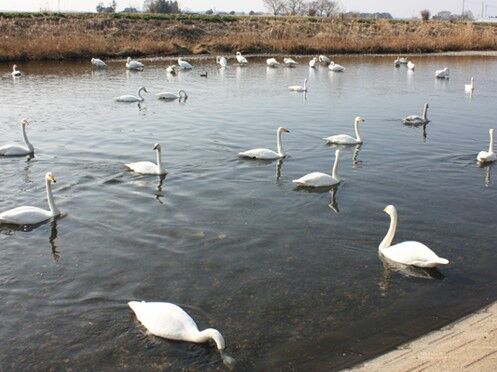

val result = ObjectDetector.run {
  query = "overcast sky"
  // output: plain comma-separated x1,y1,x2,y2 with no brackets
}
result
0,1,495,18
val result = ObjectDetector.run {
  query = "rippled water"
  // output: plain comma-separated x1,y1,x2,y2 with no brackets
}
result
1,55,497,371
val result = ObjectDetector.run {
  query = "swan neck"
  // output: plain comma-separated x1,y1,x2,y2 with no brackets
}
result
277,130,284,156
332,152,340,180
379,211,397,251
489,131,494,154
195,328,225,350
423,106,428,121
354,121,361,142
138,88,144,101
155,148,163,173
46,179,59,216
21,124,33,152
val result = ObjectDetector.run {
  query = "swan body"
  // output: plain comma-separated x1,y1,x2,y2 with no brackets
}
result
329,62,345,72
0,173,60,225
394,57,401,67
293,149,341,187
216,56,228,67
126,143,167,175
238,127,289,160
319,55,331,65
288,78,307,92
465,77,474,93
126,57,144,70
178,57,193,70
309,57,318,68
323,116,365,145
11,64,21,77
235,52,248,65
91,58,107,68
266,58,280,67
403,103,429,125
477,128,496,163
435,67,449,79
399,57,408,64
0,119,34,156
407,61,415,70
156,89,187,100
379,205,449,268
115,86,148,102
166,65,177,75
283,57,297,67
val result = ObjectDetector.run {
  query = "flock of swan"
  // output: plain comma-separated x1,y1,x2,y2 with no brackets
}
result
2,52,493,368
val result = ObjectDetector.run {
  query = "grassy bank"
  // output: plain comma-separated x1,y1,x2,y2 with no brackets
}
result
1,12,497,61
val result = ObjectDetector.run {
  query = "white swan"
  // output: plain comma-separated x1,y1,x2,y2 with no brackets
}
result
328,62,345,72
166,65,177,75
235,51,248,65
91,58,107,68
283,57,297,67
288,78,307,92
407,61,415,70
216,56,228,67
178,57,193,70
465,77,474,93
309,57,318,68
399,57,408,64
477,128,497,163
156,89,187,101
11,64,21,77
125,143,167,175
126,57,144,70
402,103,429,125
323,117,365,145
115,86,148,102
266,58,280,67
319,55,331,65
0,119,34,156
292,149,341,187
0,172,60,225
435,67,449,79
379,205,449,268
394,57,401,67
238,127,290,160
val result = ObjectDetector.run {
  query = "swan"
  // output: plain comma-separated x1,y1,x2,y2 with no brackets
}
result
319,55,331,65
288,78,307,92
399,57,408,64
266,58,280,67
283,57,297,67
465,77,474,93
407,61,415,70
379,205,449,268
115,86,148,102
11,64,21,77
156,89,187,101
91,58,107,68
0,172,60,225
216,56,228,67
328,62,345,72
125,143,167,175
435,67,449,79
477,128,497,164
402,103,429,125
0,119,34,156
178,57,193,70
166,65,177,75
394,57,401,67
292,149,341,187
323,117,365,145
309,57,318,68
238,127,290,160
126,57,144,70
235,51,248,65
128,301,235,369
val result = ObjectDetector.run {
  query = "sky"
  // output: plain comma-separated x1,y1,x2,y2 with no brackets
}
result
0,1,495,18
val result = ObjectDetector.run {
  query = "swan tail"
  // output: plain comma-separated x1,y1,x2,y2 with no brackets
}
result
436,257,449,265
128,300,144,314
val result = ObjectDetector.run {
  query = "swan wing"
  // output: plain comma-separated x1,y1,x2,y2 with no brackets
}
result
477,151,496,163
382,241,449,268
323,134,358,144
236,55,248,64
126,161,159,174
288,85,304,91
115,95,139,102
0,144,31,156
238,148,280,160
156,92,178,100
0,206,51,225
292,172,337,187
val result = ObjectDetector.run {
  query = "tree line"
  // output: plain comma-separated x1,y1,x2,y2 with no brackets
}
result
263,0,339,16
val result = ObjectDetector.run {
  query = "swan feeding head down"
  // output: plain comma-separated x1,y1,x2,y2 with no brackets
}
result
323,116,365,145
115,86,148,102
477,128,497,164
319,55,331,65
292,149,342,187
283,57,298,67
379,205,449,268
125,143,167,175
156,89,188,101
403,103,429,125
0,118,34,156
238,127,290,160
0,172,61,225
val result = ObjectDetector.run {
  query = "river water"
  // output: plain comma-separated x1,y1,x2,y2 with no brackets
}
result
1,54,497,370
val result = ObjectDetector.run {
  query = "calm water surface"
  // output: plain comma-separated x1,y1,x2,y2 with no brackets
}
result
1,55,497,371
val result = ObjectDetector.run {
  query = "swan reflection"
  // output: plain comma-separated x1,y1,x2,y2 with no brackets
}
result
49,220,60,262
478,162,493,187
154,174,167,204
328,186,340,213
275,158,283,181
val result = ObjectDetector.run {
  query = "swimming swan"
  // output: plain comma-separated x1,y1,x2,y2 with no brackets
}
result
435,67,449,79
0,172,60,225
0,119,34,156
283,57,298,67
323,117,365,145
126,57,144,70
126,143,167,175
266,58,280,67
238,127,290,160
407,61,415,70
319,55,331,65
235,52,248,65
216,56,228,67
178,57,193,70
128,301,235,369
403,103,429,125
115,86,148,102
309,57,318,68
379,205,449,268
91,58,107,68
477,128,496,164
166,65,177,75
328,62,345,72
465,77,474,93
394,57,401,67
288,79,307,92
292,149,341,187
156,90,187,100
11,64,21,77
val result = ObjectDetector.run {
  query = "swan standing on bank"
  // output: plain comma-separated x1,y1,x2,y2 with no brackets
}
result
0,119,34,156
11,64,22,77
156,89,188,101
125,143,167,175
379,205,449,268
435,67,449,79
235,51,248,65
91,58,107,68
0,172,60,225
323,117,365,145
407,61,415,70
309,57,318,68
126,57,144,70
115,86,148,102
288,78,308,92
178,57,193,70
477,128,497,163
319,55,331,65
329,62,345,72
402,103,429,125
266,58,280,67
292,149,341,187
283,57,298,67
465,77,475,93
216,56,228,67
238,127,290,160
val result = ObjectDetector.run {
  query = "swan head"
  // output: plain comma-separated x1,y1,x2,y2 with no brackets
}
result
91,58,95,63
424,103,429,109
383,205,397,216
278,127,290,134
490,128,494,135
236,51,241,56
139,87,148,93
13,64,18,70
21,118,30,126
355,116,365,124
45,172,56,183
153,143,161,151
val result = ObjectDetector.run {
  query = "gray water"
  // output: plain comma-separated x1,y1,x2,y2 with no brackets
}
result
1,55,497,371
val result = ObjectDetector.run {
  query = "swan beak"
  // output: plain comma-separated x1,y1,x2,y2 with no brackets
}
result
144,88,148,93
48,175,56,183
153,144,160,150
383,207,387,213
283,128,290,133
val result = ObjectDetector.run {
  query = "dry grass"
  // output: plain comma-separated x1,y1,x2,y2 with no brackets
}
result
1,13,497,61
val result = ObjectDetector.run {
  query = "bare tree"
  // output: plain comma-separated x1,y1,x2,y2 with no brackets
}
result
420,9,430,21
315,0,339,17
263,0,285,15
285,0,304,15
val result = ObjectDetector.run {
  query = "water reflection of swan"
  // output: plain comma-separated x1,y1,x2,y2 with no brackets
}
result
49,220,60,262
128,301,236,369
156,89,188,101
328,186,340,213
323,117,365,145
403,103,429,125
292,149,341,187
379,205,449,268
477,128,496,164
0,119,34,156
155,175,166,204
115,86,148,102
126,143,167,175
275,158,283,181
485,165,492,187
238,127,290,160
352,144,362,167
